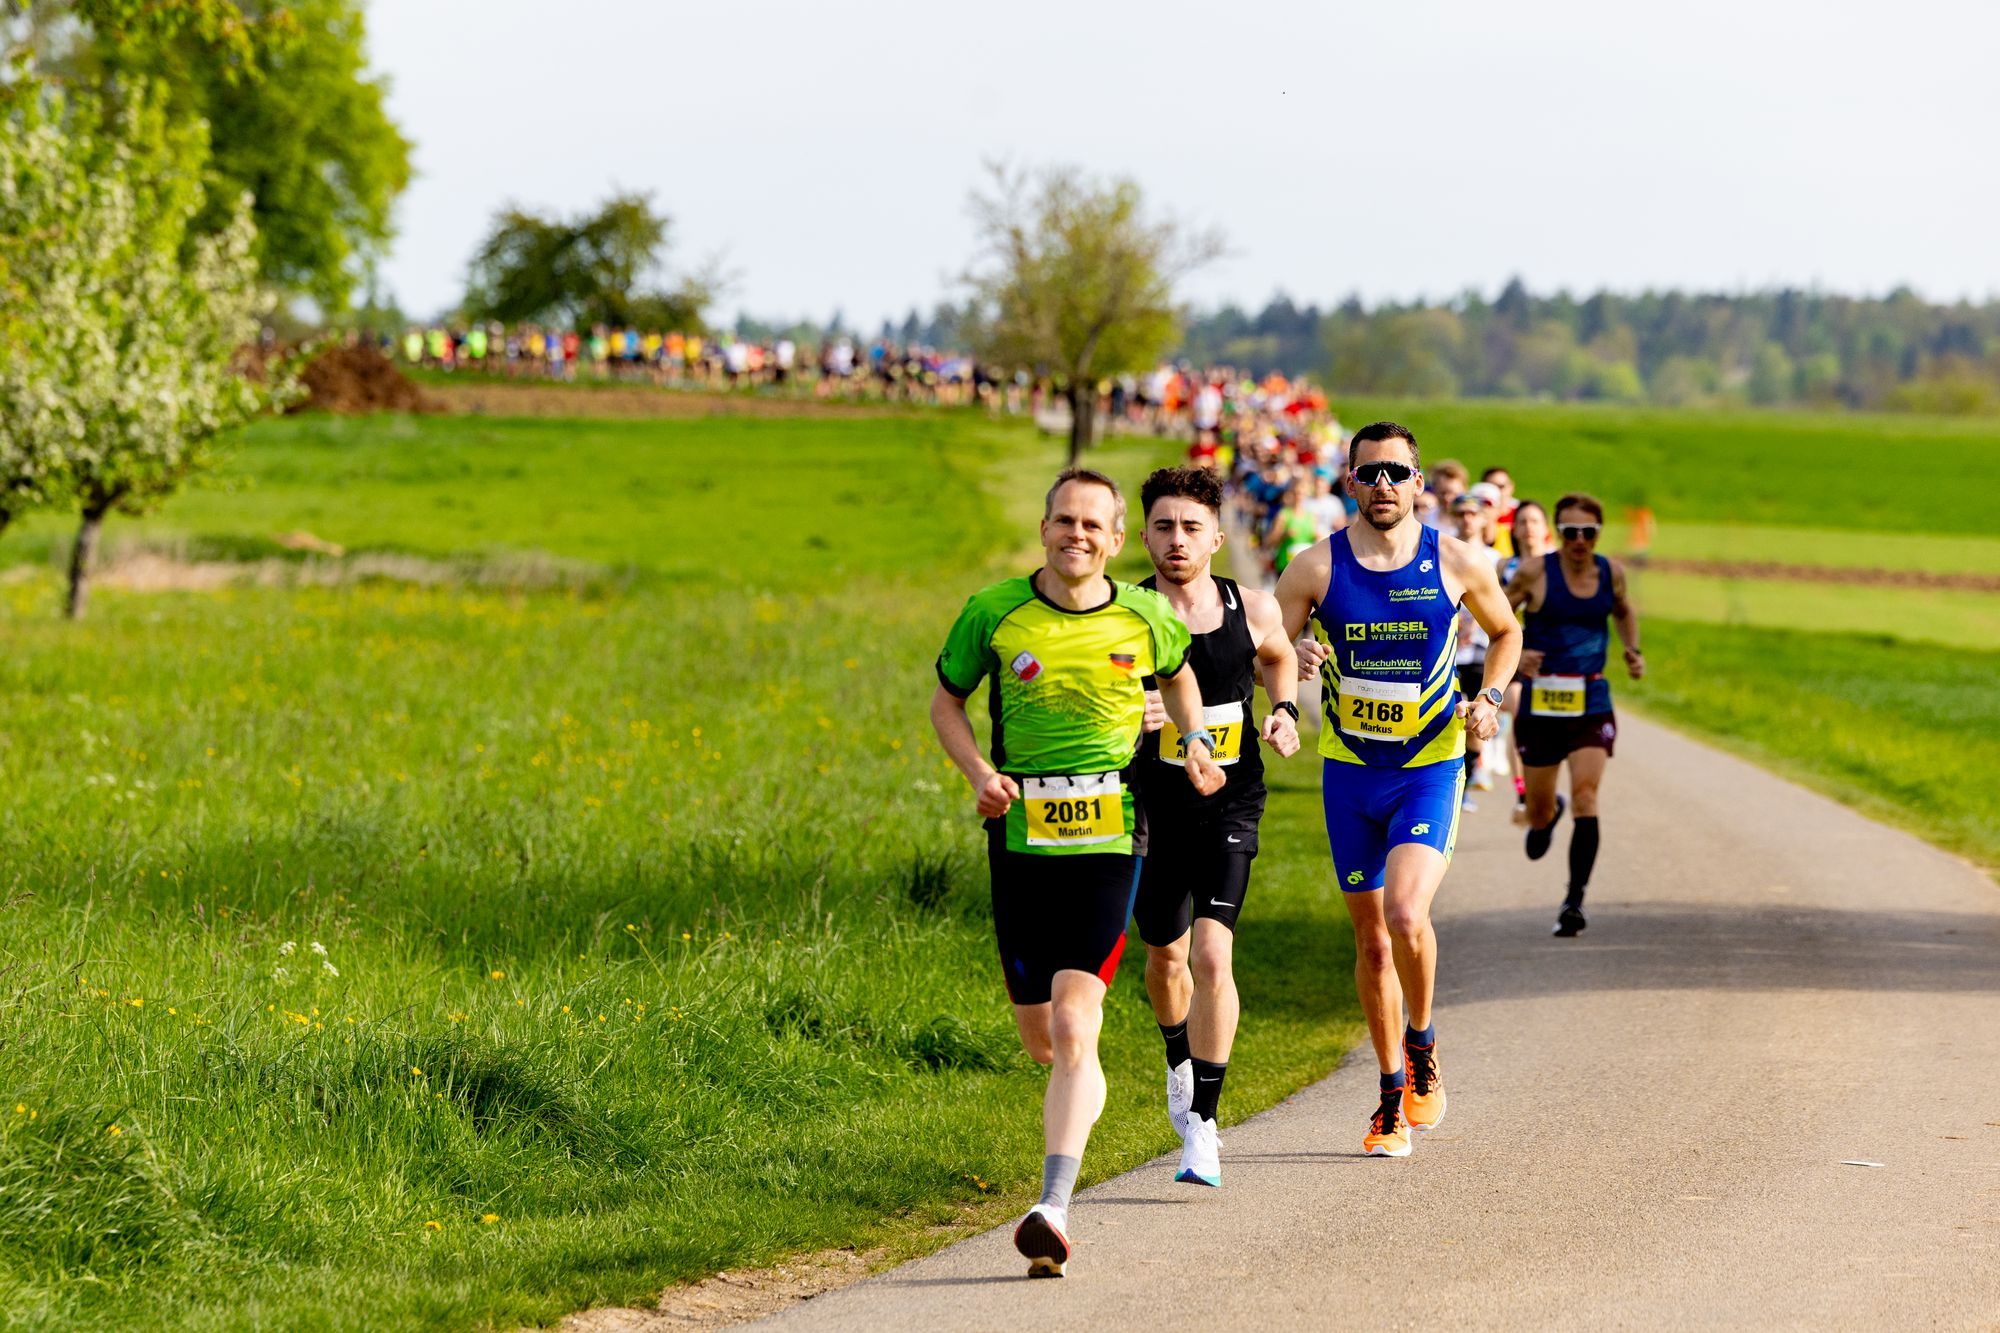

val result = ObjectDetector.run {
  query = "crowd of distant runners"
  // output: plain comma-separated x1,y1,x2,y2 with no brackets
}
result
931,412,1642,1277
369,321,1364,425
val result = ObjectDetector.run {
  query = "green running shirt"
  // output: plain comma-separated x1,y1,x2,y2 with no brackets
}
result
937,574,1191,855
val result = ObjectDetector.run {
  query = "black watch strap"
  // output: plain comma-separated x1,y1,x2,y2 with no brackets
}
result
1271,700,1300,721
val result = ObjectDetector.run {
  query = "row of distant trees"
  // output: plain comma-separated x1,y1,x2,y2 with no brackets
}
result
1186,284,2000,414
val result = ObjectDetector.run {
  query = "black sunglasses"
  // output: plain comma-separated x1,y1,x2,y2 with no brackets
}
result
1350,461,1420,487
1559,523,1602,541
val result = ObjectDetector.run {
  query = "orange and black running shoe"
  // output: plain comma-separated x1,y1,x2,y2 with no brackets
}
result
1363,1087,1412,1157
1403,1037,1447,1131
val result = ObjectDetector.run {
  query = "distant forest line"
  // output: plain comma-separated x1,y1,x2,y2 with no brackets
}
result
790,280,2000,414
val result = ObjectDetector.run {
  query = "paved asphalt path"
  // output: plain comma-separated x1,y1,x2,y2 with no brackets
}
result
759,716,2000,1329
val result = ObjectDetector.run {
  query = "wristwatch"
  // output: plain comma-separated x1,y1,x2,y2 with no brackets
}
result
1476,686,1504,708
1181,728,1216,756
1270,700,1300,722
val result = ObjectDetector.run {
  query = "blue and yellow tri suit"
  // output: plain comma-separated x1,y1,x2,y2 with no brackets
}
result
1309,526,1466,892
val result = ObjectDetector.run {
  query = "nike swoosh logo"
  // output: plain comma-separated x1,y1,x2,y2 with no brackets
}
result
1198,1077,1221,1083
1209,897,1232,906
1226,835,1242,843
1222,585,1237,610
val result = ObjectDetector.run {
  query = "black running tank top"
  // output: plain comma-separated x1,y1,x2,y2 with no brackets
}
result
1138,574,1263,794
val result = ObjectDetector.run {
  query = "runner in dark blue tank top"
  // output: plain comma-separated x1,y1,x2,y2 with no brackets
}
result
1505,491,1645,937
1278,423,1522,1158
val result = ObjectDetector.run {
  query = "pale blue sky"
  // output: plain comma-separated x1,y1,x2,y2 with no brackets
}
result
368,0,2000,325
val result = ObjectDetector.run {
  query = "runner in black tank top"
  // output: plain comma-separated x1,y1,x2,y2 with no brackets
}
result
1136,573,1264,793
1132,468,1302,1189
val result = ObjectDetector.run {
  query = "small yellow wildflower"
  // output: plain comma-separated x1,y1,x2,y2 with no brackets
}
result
411,1065,424,1077
425,1220,442,1231
489,970,505,980
107,1125,122,1136
480,1213,499,1225
13,1104,23,1115
125,997,143,1008
560,1005,571,1014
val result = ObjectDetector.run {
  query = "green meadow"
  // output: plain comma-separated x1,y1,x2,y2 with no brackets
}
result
1,398,1993,1330
0,413,1354,1330
1340,398,2000,536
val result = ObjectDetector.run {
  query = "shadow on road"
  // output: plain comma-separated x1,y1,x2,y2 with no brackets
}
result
1438,903,2000,999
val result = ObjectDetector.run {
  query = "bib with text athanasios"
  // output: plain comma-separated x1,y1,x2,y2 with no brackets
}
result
1159,701,1245,767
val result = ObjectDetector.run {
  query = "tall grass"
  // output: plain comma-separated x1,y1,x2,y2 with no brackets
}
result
0,415,1356,1328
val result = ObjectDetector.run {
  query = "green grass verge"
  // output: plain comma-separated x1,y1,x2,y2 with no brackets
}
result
1634,571,2000,651
1629,620,2000,869
1639,522,2000,576
0,413,1356,1329
0,414,1017,587
1337,398,2000,536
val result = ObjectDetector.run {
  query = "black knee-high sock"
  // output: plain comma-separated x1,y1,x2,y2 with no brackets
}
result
1568,816,1601,899
1190,1058,1227,1122
1160,1016,1191,1069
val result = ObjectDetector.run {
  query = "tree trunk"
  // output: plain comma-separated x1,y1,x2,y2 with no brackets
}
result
1066,379,1095,465
66,503,108,621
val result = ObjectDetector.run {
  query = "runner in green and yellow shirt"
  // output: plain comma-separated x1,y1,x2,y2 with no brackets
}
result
931,467,1224,1278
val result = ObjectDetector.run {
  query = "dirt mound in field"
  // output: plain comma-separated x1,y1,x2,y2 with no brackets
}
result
291,343,442,415
429,380,895,419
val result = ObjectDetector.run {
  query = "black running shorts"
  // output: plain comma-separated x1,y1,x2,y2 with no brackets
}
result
1131,783,1266,947
1515,709,1618,768
986,821,1138,1006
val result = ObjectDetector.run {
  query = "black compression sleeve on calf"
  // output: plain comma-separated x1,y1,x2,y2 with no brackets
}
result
1568,816,1601,893
1160,1017,1191,1070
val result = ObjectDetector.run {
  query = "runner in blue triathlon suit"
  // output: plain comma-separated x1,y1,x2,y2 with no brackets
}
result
1278,423,1521,1157
1504,492,1644,937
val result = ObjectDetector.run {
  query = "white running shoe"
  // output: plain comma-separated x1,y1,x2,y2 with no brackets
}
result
1165,1058,1194,1140
1472,763,1496,791
1175,1114,1222,1186
1013,1203,1071,1278
1460,795,1480,813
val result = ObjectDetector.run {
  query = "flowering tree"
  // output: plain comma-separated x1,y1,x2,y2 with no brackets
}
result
0,90,82,540
0,78,296,617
